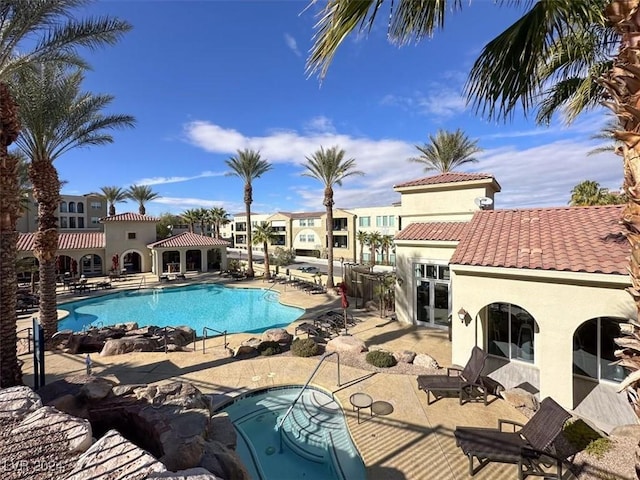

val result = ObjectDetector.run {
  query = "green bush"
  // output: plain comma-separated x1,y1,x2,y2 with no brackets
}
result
291,338,320,357
365,350,397,368
563,419,612,459
257,341,281,356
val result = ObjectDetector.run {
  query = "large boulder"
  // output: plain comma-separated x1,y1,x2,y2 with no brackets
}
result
100,336,160,356
200,440,251,480
261,328,292,344
501,387,539,411
79,377,115,401
0,385,42,419
413,353,439,370
133,382,212,411
209,412,237,450
12,406,92,453
326,335,368,353
66,429,167,479
393,350,416,364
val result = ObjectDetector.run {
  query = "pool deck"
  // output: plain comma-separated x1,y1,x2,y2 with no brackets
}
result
17,271,577,480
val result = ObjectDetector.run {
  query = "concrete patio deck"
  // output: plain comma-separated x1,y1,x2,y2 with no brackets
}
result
17,272,577,479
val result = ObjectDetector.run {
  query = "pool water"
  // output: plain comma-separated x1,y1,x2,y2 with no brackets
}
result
57,284,303,333
222,386,366,480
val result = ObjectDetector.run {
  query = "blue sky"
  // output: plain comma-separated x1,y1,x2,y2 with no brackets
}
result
53,0,620,217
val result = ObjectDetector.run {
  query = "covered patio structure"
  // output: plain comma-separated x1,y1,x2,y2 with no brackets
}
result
148,232,229,278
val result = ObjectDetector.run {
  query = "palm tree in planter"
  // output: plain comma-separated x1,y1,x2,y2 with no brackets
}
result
0,0,130,387
303,146,363,289
252,222,277,280
367,231,382,267
210,206,230,239
409,129,482,173
126,185,159,215
13,65,134,341
99,186,128,216
356,230,368,264
225,149,272,278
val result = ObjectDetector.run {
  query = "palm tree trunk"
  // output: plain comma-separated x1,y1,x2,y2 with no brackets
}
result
139,203,145,215
245,183,254,278
263,241,271,280
325,188,335,289
29,158,61,342
108,203,115,216
359,241,364,264
0,82,23,387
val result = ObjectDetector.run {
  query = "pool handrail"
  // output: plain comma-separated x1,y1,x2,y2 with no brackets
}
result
202,326,228,354
275,351,341,453
16,327,33,355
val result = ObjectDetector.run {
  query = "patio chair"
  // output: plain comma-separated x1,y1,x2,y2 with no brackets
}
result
416,346,488,405
454,397,572,479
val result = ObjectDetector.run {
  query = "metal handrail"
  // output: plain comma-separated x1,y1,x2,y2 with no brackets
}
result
161,325,178,354
275,351,341,453
202,326,227,353
138,277,147,290
16,327,33,355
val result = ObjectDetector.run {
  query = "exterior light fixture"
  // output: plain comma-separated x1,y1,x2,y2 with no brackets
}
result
457,308,468,322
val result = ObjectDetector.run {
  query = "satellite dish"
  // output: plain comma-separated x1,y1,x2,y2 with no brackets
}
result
474,197,494,210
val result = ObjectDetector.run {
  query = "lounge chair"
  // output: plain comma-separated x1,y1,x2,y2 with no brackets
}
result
416,346,488,405
454,397,572,479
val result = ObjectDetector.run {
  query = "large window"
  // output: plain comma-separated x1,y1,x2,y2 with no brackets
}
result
68,201,76,213
359,216,371,227
299,219,307,227
487,303,535,363
77,202,84,213
69,217,76,228
375,215,395,228
60,201,68,213
90,201,102,209
573,317,628,383
59,216,68,228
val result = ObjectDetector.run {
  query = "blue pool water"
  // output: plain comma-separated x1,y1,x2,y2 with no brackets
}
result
57,284,304,333
222,386,366,480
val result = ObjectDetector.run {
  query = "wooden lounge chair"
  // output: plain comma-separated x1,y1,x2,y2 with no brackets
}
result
454,397,572,479
416,346,488,405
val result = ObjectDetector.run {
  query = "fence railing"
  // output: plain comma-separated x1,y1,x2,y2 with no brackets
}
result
202,326,228,354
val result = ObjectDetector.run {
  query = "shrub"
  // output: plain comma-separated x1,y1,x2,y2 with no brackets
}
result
257,341,281,356
291,338,320,357
563,419,613,459
365,350,397,368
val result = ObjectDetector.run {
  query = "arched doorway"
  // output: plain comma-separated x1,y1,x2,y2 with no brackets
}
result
485,302,537,364
122,251,142,273
80,254,103,276
186,249,202,272
55,255,73,276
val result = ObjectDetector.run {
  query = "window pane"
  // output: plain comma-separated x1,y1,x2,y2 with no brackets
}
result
415,264,425,278
510,305,535,363
78,217,84,228
69,217,76,228
433,283,449,326
601,318,628,382
389,216,395,227
439,266,450,280
416,281,429,323
426,265,436,278
487,303,509,358
77,202,84,213
573,319,598,378
60,202,67,213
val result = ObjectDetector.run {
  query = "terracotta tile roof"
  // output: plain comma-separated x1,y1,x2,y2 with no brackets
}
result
100,212,159,222
394,172,496,188
395,222,468,242
289,211,324,219
18,232,105,251
450,205,628,275
148,232,230,248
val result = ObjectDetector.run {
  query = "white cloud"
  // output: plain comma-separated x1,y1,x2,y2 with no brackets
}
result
304,116,336,134
133,170,226,186
381,87,467,119
183,119,623,211
284,33,301,57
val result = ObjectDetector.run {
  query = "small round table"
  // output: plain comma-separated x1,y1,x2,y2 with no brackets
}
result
349,392,373,424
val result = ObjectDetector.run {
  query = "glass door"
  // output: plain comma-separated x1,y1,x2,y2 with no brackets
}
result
415,263,450,328
433,283,449,327
416,281,430,325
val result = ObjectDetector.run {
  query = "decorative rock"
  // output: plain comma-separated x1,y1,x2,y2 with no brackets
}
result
261,328,292,344
325,335,368,353
0,385,42,419
241,337,262,348
79,377,115,401
413,353,440,370
147,468,222,479
50,393,88,419
66,429,167,479
134,382,212,411
233,344,258,357
610,424,640,441
100,336,160,356
393,350,416,364
12,406,92,453
209,412,237,449
200,440,251,480
159,432,205,471
112,384,146,396
501,388,540,411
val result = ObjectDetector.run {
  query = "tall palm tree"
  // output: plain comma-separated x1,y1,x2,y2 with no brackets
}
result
356,230,368,264
99,185,128,216
0,0,130,388
210,206,230,239
225,149,272,278
569,180,609,206
367,231,382,267
381,234,394,265
126,184,159,215
181,209,200,233
197,207,211,235
303,146,364,289
14,65,134,341
252,221,277,280
409,129,482,173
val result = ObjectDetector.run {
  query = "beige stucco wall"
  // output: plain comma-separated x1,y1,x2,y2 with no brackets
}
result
450,265,634,410
104,221,157,273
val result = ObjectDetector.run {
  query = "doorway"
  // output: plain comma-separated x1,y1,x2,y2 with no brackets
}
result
415,263,450,328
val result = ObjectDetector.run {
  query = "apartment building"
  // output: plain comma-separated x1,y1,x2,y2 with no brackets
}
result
18,193,107,233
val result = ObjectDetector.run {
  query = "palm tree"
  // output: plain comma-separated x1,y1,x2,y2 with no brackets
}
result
225,149,272,278
367,231,382,267
210,207,230,239
381,234,394,265
126,185,159,215
197,207,211,235
181,209,200,233
99,186,128,216
356,230,368,264
252,222,277,280
0,0,130,388
13,65,134,341
570,180,609,206
303,146,364,289
409,129,482,173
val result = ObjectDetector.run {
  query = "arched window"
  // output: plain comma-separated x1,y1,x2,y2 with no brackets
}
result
68,201,76,213
60,201,68,213
573,317,628,383
487,303,535,363
77,202,84,213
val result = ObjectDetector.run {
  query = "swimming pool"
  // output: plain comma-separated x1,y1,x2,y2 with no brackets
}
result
57,284,304,333
221,386,366,480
